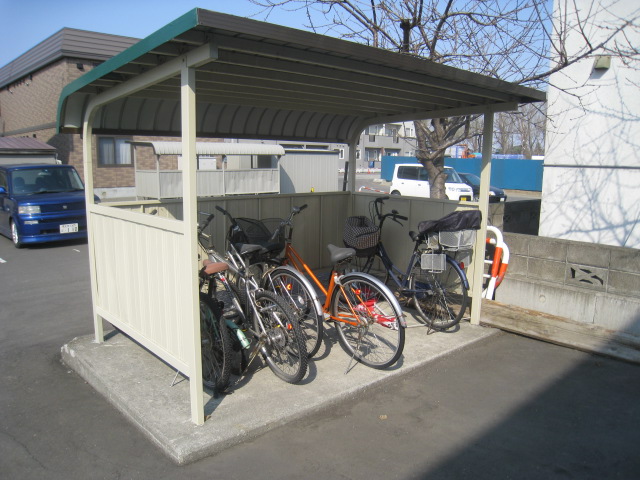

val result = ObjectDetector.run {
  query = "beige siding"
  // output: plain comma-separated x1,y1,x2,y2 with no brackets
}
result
135,169,280,198
113,191,480,277
90,205,192,374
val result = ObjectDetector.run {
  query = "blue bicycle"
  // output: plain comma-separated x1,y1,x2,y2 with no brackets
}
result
344,197,480,331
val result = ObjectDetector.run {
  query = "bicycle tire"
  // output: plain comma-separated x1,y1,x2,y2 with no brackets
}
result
213,276,249,325
330,274,405,369
266,267,324,358
408,256,469,331
199,293,233,393
254,290,308,383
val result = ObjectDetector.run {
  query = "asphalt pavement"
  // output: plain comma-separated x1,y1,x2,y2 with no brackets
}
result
1,237,639,479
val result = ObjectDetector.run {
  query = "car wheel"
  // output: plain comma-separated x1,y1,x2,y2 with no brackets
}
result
11,220,23,248
391,190,401,196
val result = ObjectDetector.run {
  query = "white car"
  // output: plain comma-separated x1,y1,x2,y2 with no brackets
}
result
389,164,473,201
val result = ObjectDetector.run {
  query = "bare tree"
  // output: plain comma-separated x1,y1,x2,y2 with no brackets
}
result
251,0,640,198
493,103,546,157
494,112,516,155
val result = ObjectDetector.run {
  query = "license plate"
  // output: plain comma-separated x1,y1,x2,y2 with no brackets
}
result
60,223,78,234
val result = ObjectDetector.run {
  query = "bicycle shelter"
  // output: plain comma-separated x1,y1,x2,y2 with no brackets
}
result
57,8,545,424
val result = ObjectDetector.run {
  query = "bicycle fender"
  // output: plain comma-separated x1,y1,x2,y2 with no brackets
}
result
446,256,470,290
271,265,323,317
340,271,407,328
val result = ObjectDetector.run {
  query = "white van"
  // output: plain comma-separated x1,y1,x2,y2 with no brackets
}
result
389,164,473,201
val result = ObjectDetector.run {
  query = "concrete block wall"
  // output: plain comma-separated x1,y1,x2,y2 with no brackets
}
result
496,233,640,336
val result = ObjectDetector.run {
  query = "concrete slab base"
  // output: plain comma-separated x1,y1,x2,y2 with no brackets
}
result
61,314,497,465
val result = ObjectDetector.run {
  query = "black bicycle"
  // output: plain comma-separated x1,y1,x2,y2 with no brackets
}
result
345,197,480,331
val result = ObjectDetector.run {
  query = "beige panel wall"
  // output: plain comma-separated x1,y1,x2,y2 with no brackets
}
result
91,207,190,373
114,191,480,277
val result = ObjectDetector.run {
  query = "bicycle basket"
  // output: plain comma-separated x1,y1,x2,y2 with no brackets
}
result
343,216,380,257
425,230,476,251
421,253,446,272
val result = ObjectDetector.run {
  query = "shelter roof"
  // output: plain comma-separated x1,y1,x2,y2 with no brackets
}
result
57,8,546,143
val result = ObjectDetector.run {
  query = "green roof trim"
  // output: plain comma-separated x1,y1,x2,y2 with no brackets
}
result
56,8,200,131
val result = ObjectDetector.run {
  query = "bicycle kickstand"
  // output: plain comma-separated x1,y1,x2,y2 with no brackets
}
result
344,329,366,375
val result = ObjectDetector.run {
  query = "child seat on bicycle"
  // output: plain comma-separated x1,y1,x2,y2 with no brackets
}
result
417,210,481,239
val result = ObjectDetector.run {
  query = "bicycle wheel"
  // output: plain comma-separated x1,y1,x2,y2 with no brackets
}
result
408,256,469,331
267,267,324,358
200,293,232,393
254,290,308,383
330,274,405,369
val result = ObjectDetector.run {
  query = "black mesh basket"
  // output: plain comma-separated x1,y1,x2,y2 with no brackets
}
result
231,217,285,256
343,216,380,257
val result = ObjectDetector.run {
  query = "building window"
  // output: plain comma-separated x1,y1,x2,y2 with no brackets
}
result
339,148,345,160
385,125,399,137
365,148,381,162
98,138,132,166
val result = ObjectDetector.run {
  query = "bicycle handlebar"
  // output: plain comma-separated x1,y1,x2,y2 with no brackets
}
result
197,211,215,232
215,205,238,227
292,204,308,215
392,210,409,222
268,204,307,242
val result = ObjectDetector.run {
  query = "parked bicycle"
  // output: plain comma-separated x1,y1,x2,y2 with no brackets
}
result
215,205,324,358
345,197,480,331
217,204,406,370
198,211,308,385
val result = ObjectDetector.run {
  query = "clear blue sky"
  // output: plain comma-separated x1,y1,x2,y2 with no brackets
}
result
0,0,312,68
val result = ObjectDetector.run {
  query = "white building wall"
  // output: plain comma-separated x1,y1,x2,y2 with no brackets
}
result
540,0,640,248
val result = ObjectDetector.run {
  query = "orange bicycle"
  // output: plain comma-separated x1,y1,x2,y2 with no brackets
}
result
220,205,407,370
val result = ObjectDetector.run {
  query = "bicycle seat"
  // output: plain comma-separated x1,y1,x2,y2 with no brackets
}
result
236,243,265,256
327,244,355,264
409,231,420,242
202,260,229,275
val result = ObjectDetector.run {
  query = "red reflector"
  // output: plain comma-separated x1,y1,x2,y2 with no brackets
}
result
286,283,293,291
459,262,465,270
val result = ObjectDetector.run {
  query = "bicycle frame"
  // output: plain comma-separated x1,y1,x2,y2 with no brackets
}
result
372,239,470,292
281,242,402,328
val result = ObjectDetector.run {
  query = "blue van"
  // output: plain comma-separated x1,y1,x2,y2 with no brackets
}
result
0,164,95,248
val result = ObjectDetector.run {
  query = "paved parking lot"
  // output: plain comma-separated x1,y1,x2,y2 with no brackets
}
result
1,238,639,479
